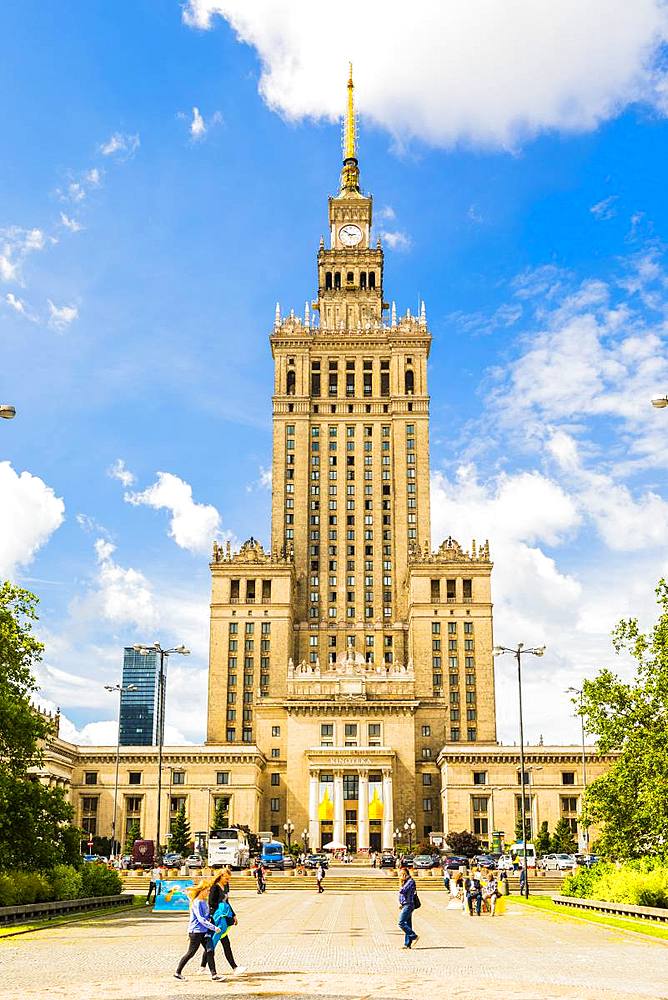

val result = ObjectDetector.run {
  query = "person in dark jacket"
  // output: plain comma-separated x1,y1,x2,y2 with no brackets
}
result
398,868,419,949
199,871,231,971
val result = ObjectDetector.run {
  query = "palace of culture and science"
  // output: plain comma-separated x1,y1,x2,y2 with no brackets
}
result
41,72,606,854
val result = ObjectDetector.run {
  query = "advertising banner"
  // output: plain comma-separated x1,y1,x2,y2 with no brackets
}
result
153,878,193,912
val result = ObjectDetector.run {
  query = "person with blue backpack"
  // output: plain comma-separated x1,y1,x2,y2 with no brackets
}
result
206,896,247,976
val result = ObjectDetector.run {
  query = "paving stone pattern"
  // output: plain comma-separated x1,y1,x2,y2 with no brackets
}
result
2,889,667,1000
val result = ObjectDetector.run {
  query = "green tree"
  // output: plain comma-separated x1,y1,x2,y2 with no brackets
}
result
445,830,480,858
170,806,191,855
535,820,551,855
124,820,141,854
0,583,78,872
514,814,532,842
212,799,229,831
579,580,668,861
551,818,577,853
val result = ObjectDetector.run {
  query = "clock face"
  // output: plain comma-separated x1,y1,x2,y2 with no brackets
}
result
339,224,363,247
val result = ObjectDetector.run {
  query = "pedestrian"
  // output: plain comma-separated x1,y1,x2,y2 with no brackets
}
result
442,864,450,893
174,884,222,981
398,867,419,949
198,871,231,973
499,869,509,895
485,875,500,916
519,864,527,895
316,860,325,893
146,864,162,906
371,851,376,869
253,861,266,894
466,873,483,916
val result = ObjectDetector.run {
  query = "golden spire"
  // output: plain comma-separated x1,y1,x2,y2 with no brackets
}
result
341,62,360,194
344,62,356,161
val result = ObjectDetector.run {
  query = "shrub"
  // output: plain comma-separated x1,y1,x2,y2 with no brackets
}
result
79,863,122,898
562,860,668,908
12,871,53,904
49,864,82,900
0,874,17,906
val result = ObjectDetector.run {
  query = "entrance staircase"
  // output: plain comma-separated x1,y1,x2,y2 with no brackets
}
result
120,866,565,895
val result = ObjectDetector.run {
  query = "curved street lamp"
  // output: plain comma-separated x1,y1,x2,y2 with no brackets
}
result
0,404,16,419
403,817,416,853
283,819,294,850
493,643,546,898
104,682,138,859
651,397,668,408
132,642,190,860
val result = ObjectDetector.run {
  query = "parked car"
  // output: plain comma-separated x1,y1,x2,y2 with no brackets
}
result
580,854,601,868
185,853,204,869
379,851,396,868
473,854,497,869
83,854,104,863
497,854,515,871
443,855,469,870
282,854,296,869
398,855,415,868
413,854,435,869
162,852,183,867
304,853,329,869
544,853,576,870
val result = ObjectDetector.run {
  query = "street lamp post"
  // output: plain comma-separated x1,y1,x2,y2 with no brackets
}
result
133,642,190,862
104,682,138,859
493,642,546,898
0,404,16,420
567,686,589,852
302,828,309,853
404,818,416,853
283,820,294,850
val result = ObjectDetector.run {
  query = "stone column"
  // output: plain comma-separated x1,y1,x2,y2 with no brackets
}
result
308,770,319,850
357,769,369,851
382,768,394,850
333,770,345,845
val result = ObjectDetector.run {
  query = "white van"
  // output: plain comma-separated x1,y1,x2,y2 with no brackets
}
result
509,842,537,868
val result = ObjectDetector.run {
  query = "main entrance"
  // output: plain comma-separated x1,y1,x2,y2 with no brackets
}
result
345,831,357,853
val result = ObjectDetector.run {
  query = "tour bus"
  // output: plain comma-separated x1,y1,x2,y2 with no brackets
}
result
207,827,250,869
509,842,537,868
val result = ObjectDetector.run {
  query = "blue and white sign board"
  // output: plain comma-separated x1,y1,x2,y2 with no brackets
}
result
153,878,194,912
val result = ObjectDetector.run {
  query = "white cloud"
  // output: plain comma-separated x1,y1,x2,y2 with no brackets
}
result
125,472,221,553
60,212,84,233
376,205,396,221
100,132,140,158
47,299,78,330
590,195,618,220
85,168,102,186
379,229,411,252
247,466,272,493
0,226,47,284
107,458,136,488
191,106,206,139
0,462,65,578
85,538,158,631
5,292,27,315
183,1,668,150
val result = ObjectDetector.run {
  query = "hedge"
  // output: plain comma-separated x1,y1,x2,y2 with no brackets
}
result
562,860,668,909
0,864,121,907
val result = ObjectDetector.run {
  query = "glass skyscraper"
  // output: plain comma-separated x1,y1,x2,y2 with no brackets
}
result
119,647,161,746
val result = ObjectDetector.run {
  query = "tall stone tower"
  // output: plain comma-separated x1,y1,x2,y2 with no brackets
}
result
207,69,496,848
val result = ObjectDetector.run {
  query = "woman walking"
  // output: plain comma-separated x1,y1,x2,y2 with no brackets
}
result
398,867,419,949
209,896,247,976
174,883,222,981
199,871,231,973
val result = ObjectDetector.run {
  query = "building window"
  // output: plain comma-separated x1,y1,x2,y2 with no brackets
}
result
422,773,432,786
125,795,142,814
343,774,359,800
128,771,141,785
170,795,187,813
463,578,472,600
473,817,489,836
561,796,578,813
270,798,280,812
84,772,98,785
472,771,487,785
345,809,357,823
321,723,334,746
423,798,433,812
271,748,280,758
562,771,575,785
271,773,280,787
516,770,530,785
216,771,230,785
272,726,281,737
421,748,432,759
421,725,431,737
172,770,185,785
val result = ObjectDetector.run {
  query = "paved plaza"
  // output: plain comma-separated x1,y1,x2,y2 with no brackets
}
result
2,889,667,1000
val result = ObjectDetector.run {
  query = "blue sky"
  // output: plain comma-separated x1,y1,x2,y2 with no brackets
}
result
2,1,668,746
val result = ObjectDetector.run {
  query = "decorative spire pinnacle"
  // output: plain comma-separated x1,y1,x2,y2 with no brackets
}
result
275,302,281,328
340,63,360,194
391,301,397,327
304,300,310,328
419,300,427,327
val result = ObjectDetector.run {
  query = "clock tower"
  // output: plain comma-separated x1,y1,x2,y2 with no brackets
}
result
318,65,385,331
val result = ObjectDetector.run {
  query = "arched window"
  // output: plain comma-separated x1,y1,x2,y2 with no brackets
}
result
369,271,376,289
347,271,354,284
360,272,367,289
286,370,296,395
334,272,341,290
325,272,332,290
405,369,414,395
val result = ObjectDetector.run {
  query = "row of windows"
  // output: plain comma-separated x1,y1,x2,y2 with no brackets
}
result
320,721,382,747
432,620,474,634
323,271,377,291
228,579,272,603
431,578,473,602
471,769,582,786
